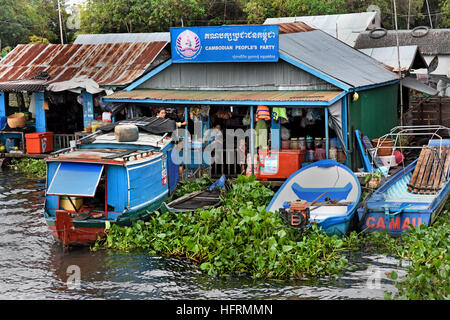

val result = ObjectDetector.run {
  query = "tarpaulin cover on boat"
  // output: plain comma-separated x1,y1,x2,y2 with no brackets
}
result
99,117,176,135
47,162,104,197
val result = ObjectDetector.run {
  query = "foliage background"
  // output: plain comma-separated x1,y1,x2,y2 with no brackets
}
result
0,0,448,53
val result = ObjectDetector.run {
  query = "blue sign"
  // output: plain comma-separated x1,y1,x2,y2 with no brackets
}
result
170,25,279,63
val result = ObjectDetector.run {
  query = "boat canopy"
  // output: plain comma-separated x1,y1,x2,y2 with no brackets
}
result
47,162,104,197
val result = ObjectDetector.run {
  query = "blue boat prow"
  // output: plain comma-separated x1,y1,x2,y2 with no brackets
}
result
358,139,450,236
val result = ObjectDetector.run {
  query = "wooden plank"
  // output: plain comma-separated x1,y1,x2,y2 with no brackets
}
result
425,147,440,194
167,190,204,206
419,147,435,194
438,147,450,190
431,147,448,193
408,146,429,191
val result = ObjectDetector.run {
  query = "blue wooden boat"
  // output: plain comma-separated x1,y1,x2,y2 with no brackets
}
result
357,139,450,236
43,117,180,246
267,159,361,236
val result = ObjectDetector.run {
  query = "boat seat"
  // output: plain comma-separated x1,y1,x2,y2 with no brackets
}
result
310,205,350,220
291,182,352,202
408,146,450,194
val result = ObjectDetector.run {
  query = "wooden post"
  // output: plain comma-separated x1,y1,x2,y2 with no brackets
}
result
325,107,329,159
34,92,47,132
0,92,6,120
81,90,94,131
270,108,280,150
250,105,254,175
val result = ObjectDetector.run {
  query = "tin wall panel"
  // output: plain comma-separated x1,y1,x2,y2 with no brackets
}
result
138,60,336,91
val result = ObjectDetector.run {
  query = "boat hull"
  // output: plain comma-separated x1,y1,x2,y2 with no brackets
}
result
358,159,450,237
267,159,361,237
45,195,167,246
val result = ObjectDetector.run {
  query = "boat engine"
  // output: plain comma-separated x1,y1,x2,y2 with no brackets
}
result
279,200,310,230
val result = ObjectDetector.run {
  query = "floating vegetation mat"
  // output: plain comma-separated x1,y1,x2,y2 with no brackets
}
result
93,175,449,299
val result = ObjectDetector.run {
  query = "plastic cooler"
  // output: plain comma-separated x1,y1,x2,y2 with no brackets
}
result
25,132,54,154
257,149,305,180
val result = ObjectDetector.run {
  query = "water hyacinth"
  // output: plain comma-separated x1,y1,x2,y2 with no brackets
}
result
373,212,449,300
95,175,358,279
9,158,46,179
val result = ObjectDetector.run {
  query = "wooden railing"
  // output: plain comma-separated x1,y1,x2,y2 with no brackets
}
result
211,148,244,177
53,134,75,151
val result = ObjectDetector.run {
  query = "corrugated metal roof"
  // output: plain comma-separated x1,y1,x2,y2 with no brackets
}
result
74,32,170,44
359,45,428,72
279,30,399,89
0,79,47,92
0,41,168,87
265,12,381,47
104,89,342,103
277,22,315,34
401,76,438,96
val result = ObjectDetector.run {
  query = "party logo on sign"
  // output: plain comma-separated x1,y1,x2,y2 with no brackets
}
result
176,30,201,59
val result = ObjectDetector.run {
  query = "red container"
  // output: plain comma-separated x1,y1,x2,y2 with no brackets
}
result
257,149,305,180
25,132,54,154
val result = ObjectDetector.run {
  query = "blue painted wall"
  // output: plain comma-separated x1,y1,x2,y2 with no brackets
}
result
127,156,168,211
271,117,281,150
45,161,60,216
106,165,128,213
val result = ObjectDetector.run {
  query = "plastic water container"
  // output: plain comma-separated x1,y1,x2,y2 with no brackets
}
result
102,112,112,122
307,149,315,162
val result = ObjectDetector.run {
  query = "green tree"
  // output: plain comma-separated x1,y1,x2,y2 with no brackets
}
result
438,0,449,27
242,0,272,24
202,0,246,25
28,35,51,44
148,0,206,31
0,0,35,47
81,0,205,33
0,0,71,48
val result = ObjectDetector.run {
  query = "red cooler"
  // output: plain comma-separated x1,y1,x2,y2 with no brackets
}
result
25,132,54,154
257,149,305,180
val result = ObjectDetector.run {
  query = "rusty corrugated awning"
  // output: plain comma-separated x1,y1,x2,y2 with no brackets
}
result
103,89,343,105
0,41,168,88
277,22,315,34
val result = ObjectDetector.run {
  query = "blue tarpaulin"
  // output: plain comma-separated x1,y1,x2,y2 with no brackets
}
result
47,162,104,197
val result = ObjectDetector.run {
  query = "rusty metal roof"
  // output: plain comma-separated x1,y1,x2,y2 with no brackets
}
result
0,41,168,87
104,89,343,103
277,22,315,34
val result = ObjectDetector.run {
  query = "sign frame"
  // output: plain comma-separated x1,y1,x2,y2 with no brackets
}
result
170,25,279,63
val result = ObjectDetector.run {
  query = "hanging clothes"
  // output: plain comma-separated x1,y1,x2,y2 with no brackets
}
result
272,107,287,121
256,105,270,121
255,119,268,149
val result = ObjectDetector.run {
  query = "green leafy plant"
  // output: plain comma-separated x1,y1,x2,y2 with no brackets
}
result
9,158,46,179
172,174,213,199
94,175,360,279
363,207,449,300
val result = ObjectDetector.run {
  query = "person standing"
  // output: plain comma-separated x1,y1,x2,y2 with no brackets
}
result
156,107,188,128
